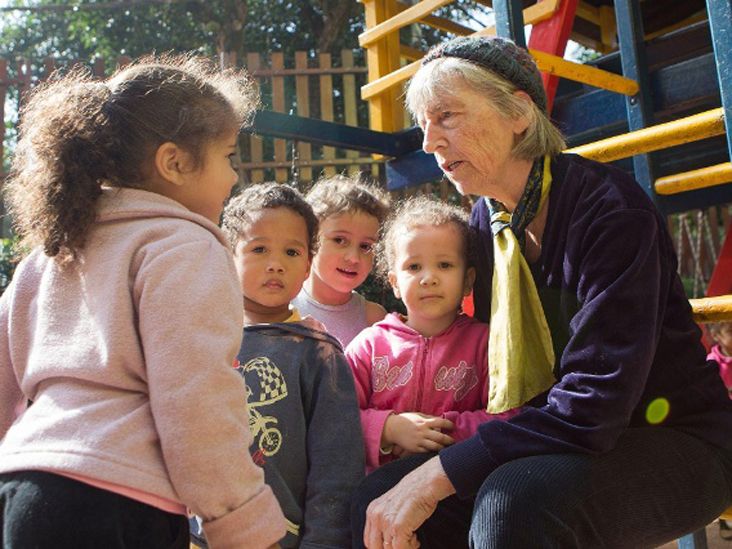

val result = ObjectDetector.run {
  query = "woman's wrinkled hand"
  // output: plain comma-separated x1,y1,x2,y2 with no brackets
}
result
364,456,456,549
382,412,454,454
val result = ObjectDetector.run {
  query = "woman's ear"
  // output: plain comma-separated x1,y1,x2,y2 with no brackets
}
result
463,266,477,296
154,142,194,186
388,271,401,299
511,90,533,134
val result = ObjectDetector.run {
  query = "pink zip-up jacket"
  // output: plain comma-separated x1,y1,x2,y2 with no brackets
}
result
707,344,732,398
345,312,516,470
0,187,286,549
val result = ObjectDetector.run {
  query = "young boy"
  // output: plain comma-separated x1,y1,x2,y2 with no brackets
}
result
292,174,391,347
192,182,364,548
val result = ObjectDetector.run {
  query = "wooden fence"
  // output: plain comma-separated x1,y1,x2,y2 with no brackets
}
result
0,50,385,189
0,52,726,293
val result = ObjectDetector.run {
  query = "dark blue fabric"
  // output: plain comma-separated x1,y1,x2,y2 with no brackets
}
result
0,470,188,548
352,428,732,548
439,153,732,497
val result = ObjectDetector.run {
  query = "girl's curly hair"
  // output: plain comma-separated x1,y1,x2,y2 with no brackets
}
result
376,195,476,282
4,53,259,263
305,173,390,224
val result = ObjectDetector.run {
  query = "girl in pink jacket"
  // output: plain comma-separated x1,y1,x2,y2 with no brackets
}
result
707,322,732,397
346,196,516,471
0,56,285,548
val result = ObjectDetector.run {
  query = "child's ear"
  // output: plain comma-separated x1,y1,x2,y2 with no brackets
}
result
154,142,195,186
463,266,477,296
387,271,401,299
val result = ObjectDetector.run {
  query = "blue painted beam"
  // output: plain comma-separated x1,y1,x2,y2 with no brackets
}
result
493,0,526,47
615,0,659,210
553,52,720,146
676,528,709,549
246,110,412,157
658,184,732,215
706,0,732,161
386,149,442,191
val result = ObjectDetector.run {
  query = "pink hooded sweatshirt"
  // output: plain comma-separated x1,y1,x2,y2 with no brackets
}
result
345,312,516,470
0,187,285,549
707,344,732,397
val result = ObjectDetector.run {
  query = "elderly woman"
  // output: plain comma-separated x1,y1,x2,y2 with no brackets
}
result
351,36,732,548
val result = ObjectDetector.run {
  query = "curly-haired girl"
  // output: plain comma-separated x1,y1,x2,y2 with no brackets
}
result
345,195,516,472
0,55,285,548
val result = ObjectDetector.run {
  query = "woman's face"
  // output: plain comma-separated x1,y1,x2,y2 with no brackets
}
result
416,80,530,203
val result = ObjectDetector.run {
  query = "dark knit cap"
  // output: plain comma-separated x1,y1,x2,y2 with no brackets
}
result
422,36,547,113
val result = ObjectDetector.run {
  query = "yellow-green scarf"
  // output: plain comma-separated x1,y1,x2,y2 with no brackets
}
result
486,155,555,413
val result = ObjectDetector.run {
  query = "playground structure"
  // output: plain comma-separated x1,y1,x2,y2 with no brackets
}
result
247,1,732,545
249,0,732,305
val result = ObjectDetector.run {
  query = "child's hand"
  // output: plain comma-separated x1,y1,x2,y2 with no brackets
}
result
382,412,455,454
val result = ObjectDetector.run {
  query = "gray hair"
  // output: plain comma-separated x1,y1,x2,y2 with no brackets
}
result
406,56,565,160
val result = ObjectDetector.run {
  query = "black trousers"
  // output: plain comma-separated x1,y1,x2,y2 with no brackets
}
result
0,470,189,549
352,428,732,549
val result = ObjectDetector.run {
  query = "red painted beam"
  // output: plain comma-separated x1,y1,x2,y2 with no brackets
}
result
707,220,732,298
527,0,579,113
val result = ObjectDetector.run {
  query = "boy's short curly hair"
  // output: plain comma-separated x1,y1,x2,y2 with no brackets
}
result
305,173,390,224
376,195,476,282
222,182,319,256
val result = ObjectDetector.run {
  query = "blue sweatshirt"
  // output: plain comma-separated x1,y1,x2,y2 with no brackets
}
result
236,322,364,548
439,153,732,497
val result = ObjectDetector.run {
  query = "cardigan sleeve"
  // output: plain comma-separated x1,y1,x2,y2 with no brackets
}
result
0,280,25,438
134,237,286,548
300,342,365,548
441,206,667,496
345,333,396,470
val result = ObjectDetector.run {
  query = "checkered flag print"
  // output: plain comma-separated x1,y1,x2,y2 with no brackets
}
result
243,357,288,405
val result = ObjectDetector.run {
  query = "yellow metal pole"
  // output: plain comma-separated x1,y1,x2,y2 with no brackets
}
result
359,0,452,48
360,0,403,132
567,108,726,162
530,49,638,96
655,162,732,195
690,295,732,323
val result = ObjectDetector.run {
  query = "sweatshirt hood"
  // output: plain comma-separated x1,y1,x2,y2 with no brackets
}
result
96,187,229,248
377,312,477,340
244,322,343,351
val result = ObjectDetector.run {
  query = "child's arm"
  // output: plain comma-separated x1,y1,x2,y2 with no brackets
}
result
345,334,453,466
382,412,455,454
345,337,396,468
442,349,521,441
0,285,25,437
136,237,286,548
301,342,365,548
442,407,521,441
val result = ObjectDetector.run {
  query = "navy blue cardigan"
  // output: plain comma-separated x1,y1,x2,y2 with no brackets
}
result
439,153,732,497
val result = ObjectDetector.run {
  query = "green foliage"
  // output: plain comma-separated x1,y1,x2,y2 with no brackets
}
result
0,0,365,64
359,272,406,315
572,44,602,63
0,237,19,295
